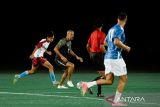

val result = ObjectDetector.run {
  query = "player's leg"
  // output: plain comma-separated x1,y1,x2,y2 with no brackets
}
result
42,59,59,85
13,65,38,84
57,68,68,89
113,75,127,103
87,73,114,88
111,59,127,106
96,76,105,97
54,58,68,88
89,75,105,97
13,58,38,84
66,62,75,87
88,53,106,96
81,73,114,96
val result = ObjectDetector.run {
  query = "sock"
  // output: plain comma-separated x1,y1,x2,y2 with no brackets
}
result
113,91,122,103
19,71,29,78
92,76,102,95
87,81,97,88
50,72,56,82
97,85,101,95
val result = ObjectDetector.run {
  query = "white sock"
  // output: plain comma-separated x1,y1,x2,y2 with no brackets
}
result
87,81,97,88
113,91,122,103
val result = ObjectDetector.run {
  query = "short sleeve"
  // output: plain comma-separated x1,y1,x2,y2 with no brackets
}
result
55,39,66,49
114,28,123,40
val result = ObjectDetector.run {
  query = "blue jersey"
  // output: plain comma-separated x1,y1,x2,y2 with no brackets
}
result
105,24,125,59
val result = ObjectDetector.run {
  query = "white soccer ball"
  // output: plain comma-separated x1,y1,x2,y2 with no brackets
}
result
76,81,82,89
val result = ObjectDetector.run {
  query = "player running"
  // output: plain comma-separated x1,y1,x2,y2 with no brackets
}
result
77,12,130,106
13,31,59,86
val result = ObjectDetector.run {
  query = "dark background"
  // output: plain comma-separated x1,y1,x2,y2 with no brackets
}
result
0,1,159,72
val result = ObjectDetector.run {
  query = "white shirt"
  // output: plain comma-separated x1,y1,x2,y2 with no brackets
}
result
34,39,50,57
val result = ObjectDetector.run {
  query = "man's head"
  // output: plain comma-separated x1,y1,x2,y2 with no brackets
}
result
46,31,54,42
66,30,74,41
117,12,127,27
94,19,103,29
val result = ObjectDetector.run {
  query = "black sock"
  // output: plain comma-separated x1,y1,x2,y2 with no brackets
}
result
92,76,103,95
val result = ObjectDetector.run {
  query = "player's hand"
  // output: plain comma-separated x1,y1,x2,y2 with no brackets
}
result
46,51,52,55
125,46,131,52
61,56,68,63
29,54,34,59
76,56,83,62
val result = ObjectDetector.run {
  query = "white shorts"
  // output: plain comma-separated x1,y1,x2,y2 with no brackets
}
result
104,59,127,76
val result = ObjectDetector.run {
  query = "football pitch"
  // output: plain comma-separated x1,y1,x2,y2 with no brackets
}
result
0,70,160,107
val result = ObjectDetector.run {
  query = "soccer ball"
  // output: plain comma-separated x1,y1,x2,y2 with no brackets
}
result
76,81,82,89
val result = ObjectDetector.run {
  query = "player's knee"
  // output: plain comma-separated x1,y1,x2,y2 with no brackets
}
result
49,65,54,71
120,76,127,83
69,63,74,69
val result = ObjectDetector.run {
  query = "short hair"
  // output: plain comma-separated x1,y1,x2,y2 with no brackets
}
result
67,30,74,34
94,19,103,28
47,31,54,37
118,12,127,21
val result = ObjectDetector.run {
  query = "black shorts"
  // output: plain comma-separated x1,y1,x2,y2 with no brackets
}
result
54,57,67,71
90,52,105,71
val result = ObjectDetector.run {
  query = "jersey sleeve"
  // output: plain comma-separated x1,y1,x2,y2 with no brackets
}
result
36,39,47,48
55,39,66,49
114,28,123,40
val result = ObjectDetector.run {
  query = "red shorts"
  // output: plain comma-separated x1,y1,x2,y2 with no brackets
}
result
32,57,47,67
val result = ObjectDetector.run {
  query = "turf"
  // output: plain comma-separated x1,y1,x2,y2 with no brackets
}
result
0,70,160,107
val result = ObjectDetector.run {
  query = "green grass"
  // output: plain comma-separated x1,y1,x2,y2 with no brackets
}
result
0,70,160,107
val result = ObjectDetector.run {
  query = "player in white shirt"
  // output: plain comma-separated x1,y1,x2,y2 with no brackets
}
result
13,31,59,86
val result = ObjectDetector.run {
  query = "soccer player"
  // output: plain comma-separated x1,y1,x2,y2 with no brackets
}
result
79,12,130,106
13,31,59,86
86,20,106,97
54,30,83,89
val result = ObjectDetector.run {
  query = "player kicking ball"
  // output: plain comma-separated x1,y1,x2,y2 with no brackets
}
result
77,12,130,106
13,31,59,86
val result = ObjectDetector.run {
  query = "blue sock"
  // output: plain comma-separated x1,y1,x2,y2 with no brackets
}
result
19,71,29,78
50,72,56,82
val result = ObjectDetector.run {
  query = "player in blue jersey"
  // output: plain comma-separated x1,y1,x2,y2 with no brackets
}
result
78,12,131,106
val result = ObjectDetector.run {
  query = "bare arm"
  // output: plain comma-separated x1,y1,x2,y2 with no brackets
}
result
86,44,90,53
45,50,52,55
100,44,106,53
69,50,83,62
114,38,131,52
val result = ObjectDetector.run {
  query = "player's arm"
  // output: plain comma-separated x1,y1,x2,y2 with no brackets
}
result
54,40,68,62
45,50,52,55
30,47,38,59
100,33,107,53
69,50,83,62
114,38,131,52
86,44,90,53
100,44,106,53
86,36,91,54
30,41,44,59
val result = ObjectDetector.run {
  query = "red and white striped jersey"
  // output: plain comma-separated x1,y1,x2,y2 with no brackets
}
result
34,38,50,57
